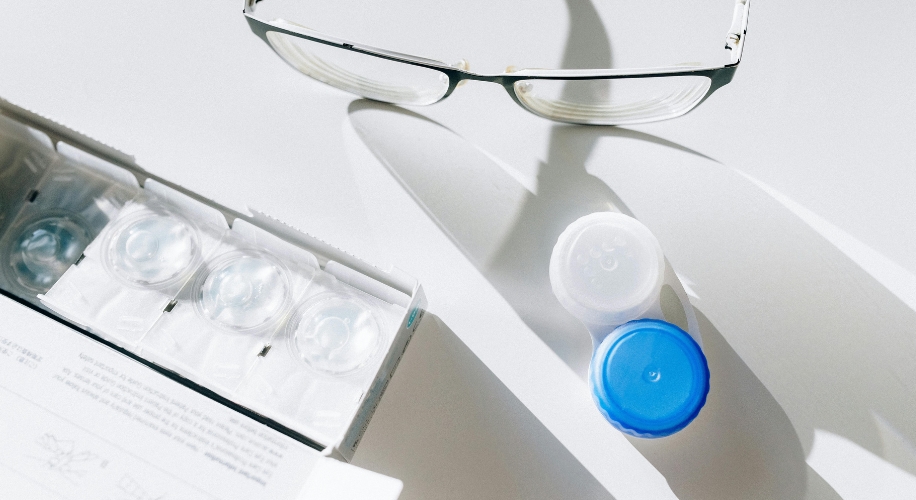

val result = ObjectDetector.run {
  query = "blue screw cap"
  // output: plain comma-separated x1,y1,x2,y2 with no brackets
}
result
589,319,710,438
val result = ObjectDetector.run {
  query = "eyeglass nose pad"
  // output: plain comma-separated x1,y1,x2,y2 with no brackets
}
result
451,59,470,87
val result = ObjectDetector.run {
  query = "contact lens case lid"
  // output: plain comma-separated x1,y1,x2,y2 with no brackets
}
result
550,212,665,326
589,319,709,438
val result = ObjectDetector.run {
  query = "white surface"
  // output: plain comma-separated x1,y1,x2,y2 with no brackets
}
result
1,1,915,499
353,315,618,500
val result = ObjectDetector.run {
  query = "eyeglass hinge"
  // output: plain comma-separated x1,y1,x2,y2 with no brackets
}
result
725,33,741,50
244,0,262,13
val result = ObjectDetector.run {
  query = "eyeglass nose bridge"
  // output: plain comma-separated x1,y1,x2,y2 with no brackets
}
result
437,66,523,103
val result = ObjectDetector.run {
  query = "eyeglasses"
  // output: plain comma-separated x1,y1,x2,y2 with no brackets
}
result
243,0,750,126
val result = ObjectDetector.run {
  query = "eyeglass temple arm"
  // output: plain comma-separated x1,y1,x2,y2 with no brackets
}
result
243,0,260,14
725,0,751,65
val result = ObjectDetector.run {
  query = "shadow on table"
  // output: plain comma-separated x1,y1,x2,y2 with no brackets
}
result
353,313,615,500
344,0,916,483
345,0,846,497
628,309,840,500
347,98,837,499
588,136,916,491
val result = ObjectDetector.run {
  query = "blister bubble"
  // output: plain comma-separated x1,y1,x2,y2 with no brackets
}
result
290,293,381,375
195,252,291,332
103,211,201,288
5,212,92,294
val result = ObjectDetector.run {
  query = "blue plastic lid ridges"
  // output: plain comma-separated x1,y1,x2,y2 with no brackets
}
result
589,319,710,438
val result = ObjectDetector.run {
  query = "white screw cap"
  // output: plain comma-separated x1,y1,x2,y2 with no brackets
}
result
549,212,665,326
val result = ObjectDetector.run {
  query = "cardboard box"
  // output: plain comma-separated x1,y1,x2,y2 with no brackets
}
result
0,96,425,493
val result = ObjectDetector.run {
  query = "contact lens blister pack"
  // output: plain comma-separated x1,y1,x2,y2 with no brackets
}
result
0,98,426,462
237,267,405,444
42,180,228,347
137,220,319,393
0,138,139,303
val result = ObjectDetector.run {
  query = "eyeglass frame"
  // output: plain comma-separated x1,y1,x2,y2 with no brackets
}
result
243,0,751,125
